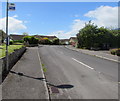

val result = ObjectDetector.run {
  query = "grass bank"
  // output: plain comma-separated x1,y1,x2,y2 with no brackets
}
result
0,45,24,58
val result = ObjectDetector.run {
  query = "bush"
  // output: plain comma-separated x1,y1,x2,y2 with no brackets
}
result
39,38,52,45
110,49,116,55
52,38,59,45
23,36,39,44
13,40,24,43
110,48,120,56
9,40,13,45
116,49,120,56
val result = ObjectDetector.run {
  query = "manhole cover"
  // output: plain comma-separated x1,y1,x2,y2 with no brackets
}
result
50,86,59,93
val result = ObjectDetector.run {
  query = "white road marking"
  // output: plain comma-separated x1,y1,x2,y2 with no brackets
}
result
95,55,119,63
72,58,94,70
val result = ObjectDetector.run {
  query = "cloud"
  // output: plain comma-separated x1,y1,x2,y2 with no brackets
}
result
0,16,27,33
50,6,118,39
84,6,118,28
49,19,86,39
13,15,18,18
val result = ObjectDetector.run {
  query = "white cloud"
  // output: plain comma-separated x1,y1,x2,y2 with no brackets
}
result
49,19,86,39
50,6,118,39
84,6,118,28
13,15,18,18
0,16,27,33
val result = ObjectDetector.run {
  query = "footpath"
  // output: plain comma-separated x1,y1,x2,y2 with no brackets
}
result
2,47,49,99
65,45,119,63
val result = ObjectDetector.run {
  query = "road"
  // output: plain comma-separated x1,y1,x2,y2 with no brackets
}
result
38,45,118,99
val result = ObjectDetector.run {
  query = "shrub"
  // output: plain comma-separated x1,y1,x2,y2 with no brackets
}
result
9,40,13,45
39,38,52,45
110,49,116,55
110,48,120,56
52,38,59,45
13,40,24,43
116,49,120,56
23,36,39,44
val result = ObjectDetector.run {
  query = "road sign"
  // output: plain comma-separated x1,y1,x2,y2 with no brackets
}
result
8,3,15,11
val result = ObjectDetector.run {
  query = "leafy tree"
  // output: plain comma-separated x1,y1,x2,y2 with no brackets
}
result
77,21,98,49
23,36,39,44
0,30,6,43
39,38,52,45
77,21,117,49
52,38,59,45
23,32,29,36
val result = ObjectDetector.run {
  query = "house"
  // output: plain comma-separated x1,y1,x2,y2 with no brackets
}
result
0,30,6,44
34,35,57,40
10,34,26,41
60,39,69,45
69,37,78,47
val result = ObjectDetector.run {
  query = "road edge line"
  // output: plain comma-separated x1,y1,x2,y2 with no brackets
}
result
37,47,50,100
65,46,120,63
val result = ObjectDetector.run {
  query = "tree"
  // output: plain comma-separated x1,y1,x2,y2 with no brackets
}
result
23,32,29,36
23,36,39,44
52,38,59,45
77,21,98,49
77,21,116,49
39,38,52,45
0,30,6,43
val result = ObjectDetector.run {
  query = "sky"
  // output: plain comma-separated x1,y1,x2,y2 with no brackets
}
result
0,2,119,39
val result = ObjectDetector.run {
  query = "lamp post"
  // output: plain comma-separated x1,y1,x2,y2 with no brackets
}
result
6,0,9,71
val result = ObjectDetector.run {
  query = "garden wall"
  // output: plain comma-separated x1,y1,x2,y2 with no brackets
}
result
0,47,26,82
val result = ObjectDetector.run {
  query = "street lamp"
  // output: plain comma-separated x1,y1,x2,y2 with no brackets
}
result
5,0,15,71
6,0,9,71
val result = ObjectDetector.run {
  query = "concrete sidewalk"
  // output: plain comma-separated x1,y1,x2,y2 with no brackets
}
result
2,47,49,99
65,45,119,63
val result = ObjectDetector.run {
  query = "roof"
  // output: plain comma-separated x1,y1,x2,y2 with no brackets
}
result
10,34,26,40
34,35,57,39
10,34,57,41
69,37,77,40
60,39,69,42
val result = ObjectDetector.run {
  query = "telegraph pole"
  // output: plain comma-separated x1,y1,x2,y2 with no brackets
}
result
6,0,9,71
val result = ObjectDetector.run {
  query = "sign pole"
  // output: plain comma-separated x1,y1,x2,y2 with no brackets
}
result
6,0,9,71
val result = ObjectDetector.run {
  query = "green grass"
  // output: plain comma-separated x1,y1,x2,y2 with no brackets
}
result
0,45,24,58
42,64,47,72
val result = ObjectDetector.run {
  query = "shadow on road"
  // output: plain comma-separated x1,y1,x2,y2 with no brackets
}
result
10,70,74,89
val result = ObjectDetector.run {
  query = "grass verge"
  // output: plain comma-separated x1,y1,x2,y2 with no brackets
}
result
0,45,24,58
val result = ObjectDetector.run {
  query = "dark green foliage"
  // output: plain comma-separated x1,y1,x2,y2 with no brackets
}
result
77,21,120,49
13,40,24,43
23,36,39,44
110,48,120,56
9,40,13,45
39,38,52,45
52,38,59,45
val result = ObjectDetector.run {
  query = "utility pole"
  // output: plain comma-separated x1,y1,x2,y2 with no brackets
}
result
6,0,9,71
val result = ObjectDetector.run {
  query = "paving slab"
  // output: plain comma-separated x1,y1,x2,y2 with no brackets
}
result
2,47,49,99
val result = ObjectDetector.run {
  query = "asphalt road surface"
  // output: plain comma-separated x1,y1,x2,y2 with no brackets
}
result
38,45,118,99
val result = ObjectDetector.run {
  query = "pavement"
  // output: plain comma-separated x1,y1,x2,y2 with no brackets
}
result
1,45,119,100
2,47,49,99
38,45,118,99
65,45,119,63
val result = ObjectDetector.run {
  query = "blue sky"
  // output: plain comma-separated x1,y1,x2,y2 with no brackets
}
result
1,2,118,39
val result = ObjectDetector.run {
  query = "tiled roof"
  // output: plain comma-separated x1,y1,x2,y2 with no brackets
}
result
10,34,26,40
34,35,57,39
